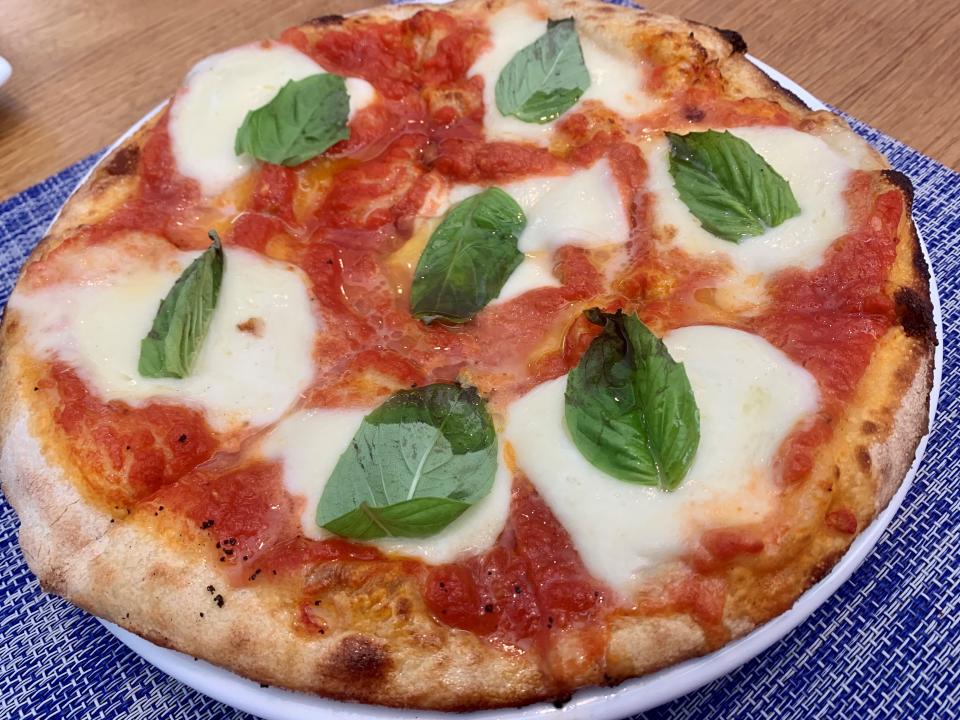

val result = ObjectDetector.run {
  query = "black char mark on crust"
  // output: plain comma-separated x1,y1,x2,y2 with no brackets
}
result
894,288,936,345
760,73,809,111
882,169,916,209
322,634,391,682
715,27,748,54
880,169,936,346
307,14,346,26
689,20,806,109
105,145,140,176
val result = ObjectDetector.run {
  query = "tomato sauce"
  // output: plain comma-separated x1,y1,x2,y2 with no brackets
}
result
755,182,901,483
422,479,607,650
92,113,209,250
153,460,381,580
41,363,217,506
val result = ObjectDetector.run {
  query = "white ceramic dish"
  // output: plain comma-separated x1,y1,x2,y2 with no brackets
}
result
0,56,11,87
78,60,941,720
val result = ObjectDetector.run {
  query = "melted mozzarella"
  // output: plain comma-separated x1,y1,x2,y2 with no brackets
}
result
578,36,656,119
445,160,629,301
261,408,512,563
646,126,855,274
504,325,819,593
507,160,629,253
496,253,557,302
169,43,376,195
11,247,317,433
469,4,655,144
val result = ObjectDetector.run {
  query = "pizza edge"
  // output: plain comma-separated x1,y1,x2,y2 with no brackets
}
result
0,0,936,710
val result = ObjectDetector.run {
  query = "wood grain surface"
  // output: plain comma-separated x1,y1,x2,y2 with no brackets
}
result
0,0,956,199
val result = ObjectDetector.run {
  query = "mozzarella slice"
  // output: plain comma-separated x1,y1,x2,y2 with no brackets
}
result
169,43,376,195
496,253,557,302
469,4,656,144
261,408,513,563
11,246,317,434
444,159,629,301
646,126,855,274
504,325,819,594
508,160,629,253
578,36,657,119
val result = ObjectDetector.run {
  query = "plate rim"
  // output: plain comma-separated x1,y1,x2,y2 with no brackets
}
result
58,59,942,720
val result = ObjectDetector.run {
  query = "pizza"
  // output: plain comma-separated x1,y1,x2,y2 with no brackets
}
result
0,0,935,710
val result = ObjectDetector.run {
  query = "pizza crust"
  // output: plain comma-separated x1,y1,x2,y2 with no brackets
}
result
0,0,936,709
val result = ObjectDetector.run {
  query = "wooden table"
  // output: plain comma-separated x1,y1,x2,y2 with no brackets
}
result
0,0,957,199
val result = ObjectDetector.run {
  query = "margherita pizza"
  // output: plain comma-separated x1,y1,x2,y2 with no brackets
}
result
0,0,935,710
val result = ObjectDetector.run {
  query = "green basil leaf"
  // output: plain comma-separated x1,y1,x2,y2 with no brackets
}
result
322,497,471,540
667,129,801,243
234,73,350,167
410,187,525,324
495,18,591,124
317,383,498,539
564,309,699,491
138,230,224,379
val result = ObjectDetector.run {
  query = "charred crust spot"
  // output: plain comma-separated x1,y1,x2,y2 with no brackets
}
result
684,106,705,122
911,242,931,285
105,145,140,176
552,696,573,709
765,75,809,110
856,447,872,472
894,287,936,344
716,27,748,54
307,14,345,26
882,169,915,209
862,420,879,435
324,634,391,682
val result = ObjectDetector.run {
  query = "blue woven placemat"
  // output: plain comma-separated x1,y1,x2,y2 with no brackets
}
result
1,100,958,720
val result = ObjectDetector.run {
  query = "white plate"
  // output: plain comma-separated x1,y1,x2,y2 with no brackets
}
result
89,60,943,720
0,56,11,87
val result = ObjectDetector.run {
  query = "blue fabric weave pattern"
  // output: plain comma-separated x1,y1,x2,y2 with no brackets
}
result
0,79,957,720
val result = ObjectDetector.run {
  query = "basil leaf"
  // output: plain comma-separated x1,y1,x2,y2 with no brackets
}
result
667,130,801,243
495,18,591,124
564,309,699,491
138,230,224,379
234,73,350,167
410,187,525,324
317,383,498,539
